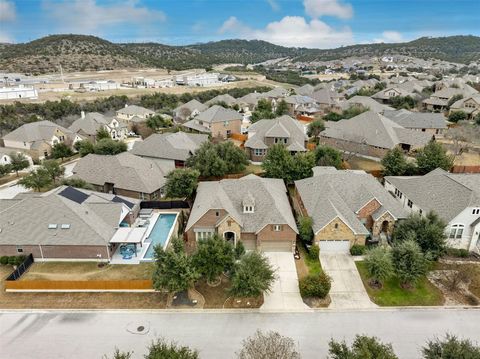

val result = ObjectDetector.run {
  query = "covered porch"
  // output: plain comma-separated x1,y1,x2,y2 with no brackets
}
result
110,227,148,264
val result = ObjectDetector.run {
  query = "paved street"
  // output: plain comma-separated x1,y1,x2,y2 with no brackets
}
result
321,253,376,309
262,252,309,311
1,309,479,359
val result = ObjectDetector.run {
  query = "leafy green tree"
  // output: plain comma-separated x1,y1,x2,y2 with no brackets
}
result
393,212,446,260
9,152,29,176
329,335,398,359
307,119,325,139
41,159,65,184
51,142,73,160
215,141,249,174
382,147,409,176
152,237,199,295
93,139,127,155
262,144,293,179
475,113,480,126
237,331,300,359
74,140,95,157
391,95,416,110
323,112,343,122
342,105,369,119
186,142,227,178
0,163,12,177
192,234,236,283
391,240,428,287
145,338,199,359
422,334,480,359
314,145,343,169
289,152,315,181
104,348,132,359
415,141,454,175
229,251,276,298
60,177,93,190
251,99,275,123
96,127,111,141
448,111,467,123
298,216,313,244
164,168,199,199
364,247,393,287
18,168,51,192
146,114,170,131
274,99,289,116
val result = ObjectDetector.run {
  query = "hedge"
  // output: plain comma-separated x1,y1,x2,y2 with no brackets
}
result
299,272,331,298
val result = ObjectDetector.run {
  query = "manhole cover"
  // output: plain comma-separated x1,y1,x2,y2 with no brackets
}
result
137,326,145,332
126,321,150,335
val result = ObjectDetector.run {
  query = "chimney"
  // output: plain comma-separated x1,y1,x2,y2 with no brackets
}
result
81,111,85,119
125,104,128,108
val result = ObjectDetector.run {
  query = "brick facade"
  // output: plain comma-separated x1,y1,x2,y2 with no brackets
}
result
0,244,111,260
319,135,389,159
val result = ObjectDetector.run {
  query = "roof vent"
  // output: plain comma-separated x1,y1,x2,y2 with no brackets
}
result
48,224,58,229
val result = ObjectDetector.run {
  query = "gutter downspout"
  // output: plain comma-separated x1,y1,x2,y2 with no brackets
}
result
38,244,44,260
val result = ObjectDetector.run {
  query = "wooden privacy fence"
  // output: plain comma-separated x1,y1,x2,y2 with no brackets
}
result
5,279,153,292
451,165,480,174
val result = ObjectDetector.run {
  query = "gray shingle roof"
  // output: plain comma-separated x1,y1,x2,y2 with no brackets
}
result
186,175,298,234
116,105,155,117
341,96,394,113
196,105,242,124
0,186,139,246
295,168,407,235
174,99,208,114
245,115,307,151
205,94,237,106
3,120,75,143
383,109,447,129
69,112,109,136
385,169,480,222
72,152,166,194
131,132,208,161
321,111,432,149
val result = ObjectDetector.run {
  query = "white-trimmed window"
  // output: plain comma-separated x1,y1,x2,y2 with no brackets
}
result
254,148,266,156
273,224,282,232
244,205,254,213
472,208,480,215
407,200,413,208
449,224,464,239
394,188,403,199
16,246,23,253
196,232,213,241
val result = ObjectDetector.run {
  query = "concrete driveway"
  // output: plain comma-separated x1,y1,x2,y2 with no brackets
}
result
320,253,376,309
262,252,310,311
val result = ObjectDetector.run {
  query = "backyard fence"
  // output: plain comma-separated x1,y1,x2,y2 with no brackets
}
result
451,165,480,174
5,279,153,292
140,200,190,209
6,254,34,281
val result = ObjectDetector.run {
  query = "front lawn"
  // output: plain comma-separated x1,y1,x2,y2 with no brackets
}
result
356,261,444,306
21,262,155,281
295,244,321,278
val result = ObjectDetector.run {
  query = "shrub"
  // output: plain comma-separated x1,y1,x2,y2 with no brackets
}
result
307,244,320,261
299,272,331,298
0,256,8,265
15,255,26,265
445,247,469,258
8,256,17,265
350,244,366,256
364,247,393,287
235,241,246,260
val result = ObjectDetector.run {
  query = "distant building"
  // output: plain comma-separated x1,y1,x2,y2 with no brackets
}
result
0,86,38,100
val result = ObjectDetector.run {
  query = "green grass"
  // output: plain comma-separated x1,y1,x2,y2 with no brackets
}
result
243,163,264,175
356,261,444,306
299,245,322,276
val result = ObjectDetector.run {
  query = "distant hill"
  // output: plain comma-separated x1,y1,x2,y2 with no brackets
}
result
0,34,479,74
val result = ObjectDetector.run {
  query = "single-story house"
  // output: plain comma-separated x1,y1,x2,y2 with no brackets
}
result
182,105,243,139
319,110,433,159
382,109,447,136
1,120,81,161
130,131,209,171
185,174,298,252
339,95,394,114
0,186,140,260
72,152,166,200
245,115,307,162
294,167,407,252
384,168,480,253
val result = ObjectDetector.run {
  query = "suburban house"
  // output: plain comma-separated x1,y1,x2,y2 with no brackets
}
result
372,86,418,104
244,115,307,162
319,111,433,159
185,174,298,252
0,147,33,166
296,84,315,96
312,88,344,112
283,95,320,117
115,105,155,130
72,152,166,200
130,131,209,171
382,109,447,135
0,186,140,260
173,99,208,123
294,167,407,252
423,85,478,111
1,120,81,161
235,93,263,112
384,169,480,253
449,94,480,119
339,95,394,114
182,105,242,139
69,111,127,142
204,94,237,107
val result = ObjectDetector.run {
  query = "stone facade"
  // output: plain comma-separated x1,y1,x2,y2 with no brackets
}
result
315,217,366,246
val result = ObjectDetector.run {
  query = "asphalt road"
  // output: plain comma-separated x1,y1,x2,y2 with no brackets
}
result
1,309,479,359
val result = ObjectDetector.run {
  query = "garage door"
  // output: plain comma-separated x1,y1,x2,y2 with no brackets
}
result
319,240,350,253
261,240,294,252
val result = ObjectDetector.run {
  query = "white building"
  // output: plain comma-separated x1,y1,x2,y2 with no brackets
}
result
175,72,220,87
384,169,480,253
0,86,38,100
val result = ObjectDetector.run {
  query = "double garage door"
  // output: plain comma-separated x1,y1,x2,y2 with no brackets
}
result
318,240,350,253
261,240,294,252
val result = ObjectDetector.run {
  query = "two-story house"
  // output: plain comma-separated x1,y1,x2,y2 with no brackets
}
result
182,105,242,139
69,111,127,143
384,168,480,253
115,105,155,131
449,94,480,120
244,115,308,162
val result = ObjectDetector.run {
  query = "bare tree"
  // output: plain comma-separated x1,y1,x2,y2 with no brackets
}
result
237,330,301,359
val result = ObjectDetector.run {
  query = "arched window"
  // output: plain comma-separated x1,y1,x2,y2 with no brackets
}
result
449,224,464,239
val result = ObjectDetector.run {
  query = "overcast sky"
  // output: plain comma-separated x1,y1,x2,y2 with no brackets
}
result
1,0,479,48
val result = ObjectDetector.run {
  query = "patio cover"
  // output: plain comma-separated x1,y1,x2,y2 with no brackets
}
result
110,227,147,244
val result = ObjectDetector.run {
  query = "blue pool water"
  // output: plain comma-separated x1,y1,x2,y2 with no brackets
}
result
143,213,177,259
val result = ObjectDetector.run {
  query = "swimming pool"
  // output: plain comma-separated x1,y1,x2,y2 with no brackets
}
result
143,213,177,260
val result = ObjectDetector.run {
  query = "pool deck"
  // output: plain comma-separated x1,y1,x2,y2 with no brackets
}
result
110,210,179,265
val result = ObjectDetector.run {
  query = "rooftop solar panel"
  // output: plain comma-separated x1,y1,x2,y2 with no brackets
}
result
58,187,89,204
112,196,134,208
